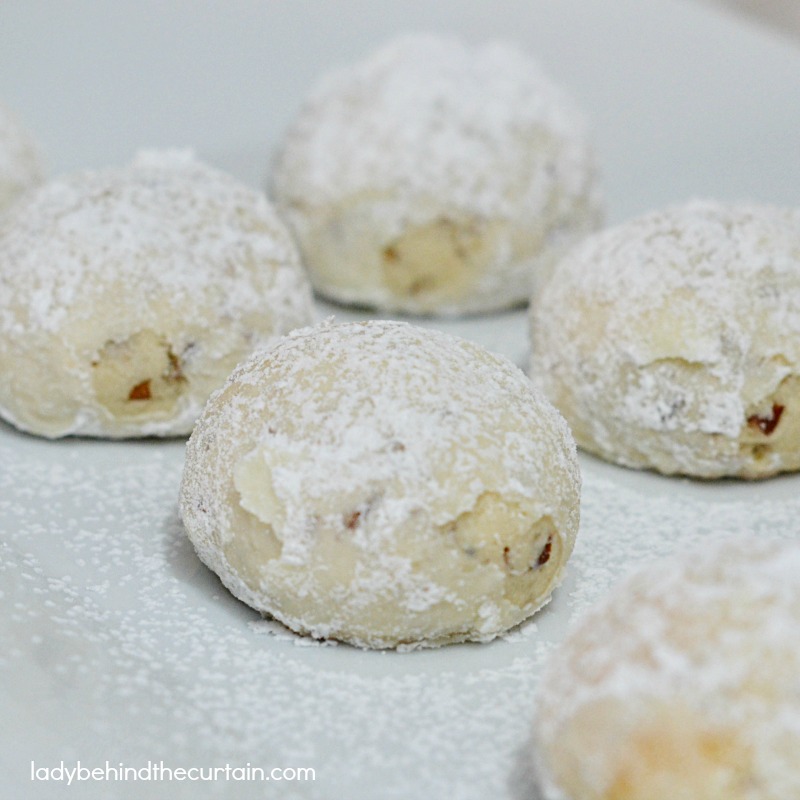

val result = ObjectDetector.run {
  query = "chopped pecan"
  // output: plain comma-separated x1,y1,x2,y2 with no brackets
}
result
128,380,152,401
537,536,553,567
164,350,186,383
344,510,361,530
747,403,784,435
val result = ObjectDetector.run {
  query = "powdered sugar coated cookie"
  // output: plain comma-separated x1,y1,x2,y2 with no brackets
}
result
272,34,602,315
0,150,314,438
530,200,800,478
532,536,800,800
180,320,580,649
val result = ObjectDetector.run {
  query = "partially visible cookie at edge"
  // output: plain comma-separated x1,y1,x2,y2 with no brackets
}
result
532,536,800,800
530,200,800,478
0,150,315,438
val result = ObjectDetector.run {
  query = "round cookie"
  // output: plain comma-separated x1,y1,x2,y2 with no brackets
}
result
271,34,603,316
0,150,314,438
529,200,800,478
0,101,43,212
180,320,580,649
532,537,800,800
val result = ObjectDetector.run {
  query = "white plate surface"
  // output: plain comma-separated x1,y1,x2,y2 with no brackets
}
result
2,2,800,798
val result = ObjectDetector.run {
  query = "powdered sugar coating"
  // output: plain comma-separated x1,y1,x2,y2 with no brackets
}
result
180,320,580,649
272,34,603,315
532,537,800,800
0,150,314,438
0,101,43,212
530,200,800,478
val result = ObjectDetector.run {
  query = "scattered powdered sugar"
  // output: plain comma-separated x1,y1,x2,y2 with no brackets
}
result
247,617,341,646
273,34,595,220
552,200,800,341
2,417,799,798
0,149,304,337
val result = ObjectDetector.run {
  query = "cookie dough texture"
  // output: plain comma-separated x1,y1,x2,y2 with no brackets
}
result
180,320,581,649
532,537,800,800
0,150,314,438
530,201,800,478
271,34,603,315
0,101,43,212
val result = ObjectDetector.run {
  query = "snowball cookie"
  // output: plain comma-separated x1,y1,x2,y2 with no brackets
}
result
180,320,580,649
0,101,43,212
0,150,314,438
530,200,800,479
271,34,603,316
532,537,800,800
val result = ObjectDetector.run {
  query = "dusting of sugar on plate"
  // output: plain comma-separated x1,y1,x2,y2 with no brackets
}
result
2,424,799,799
